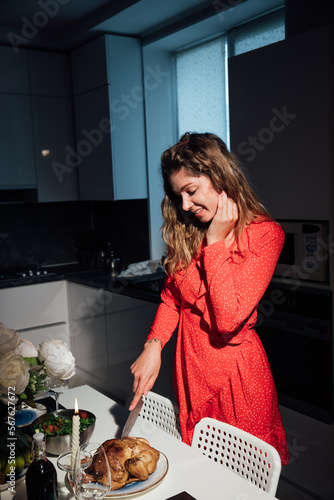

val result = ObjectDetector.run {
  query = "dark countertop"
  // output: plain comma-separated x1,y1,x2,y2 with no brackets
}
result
0,264,165,304
0,263,87,289
68,268,165,304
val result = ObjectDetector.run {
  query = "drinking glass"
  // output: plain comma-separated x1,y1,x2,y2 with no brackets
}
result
57,449,92,474
44,377,69,410
72,442,112,499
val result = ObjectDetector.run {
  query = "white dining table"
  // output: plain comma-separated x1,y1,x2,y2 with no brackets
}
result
2,385,278,500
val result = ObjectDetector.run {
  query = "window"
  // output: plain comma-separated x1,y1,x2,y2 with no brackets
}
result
175,12,285,146
229,12,285,56
176,36,228,141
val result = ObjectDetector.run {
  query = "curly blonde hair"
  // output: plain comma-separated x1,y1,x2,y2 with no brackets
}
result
161,132,274,276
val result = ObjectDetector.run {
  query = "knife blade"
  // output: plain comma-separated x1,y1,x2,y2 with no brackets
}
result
121,393,144,439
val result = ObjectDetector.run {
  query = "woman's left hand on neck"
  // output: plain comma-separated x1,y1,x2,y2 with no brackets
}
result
206,191,238,246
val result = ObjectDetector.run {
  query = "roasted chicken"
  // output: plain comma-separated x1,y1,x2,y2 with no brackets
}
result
83,437,160,491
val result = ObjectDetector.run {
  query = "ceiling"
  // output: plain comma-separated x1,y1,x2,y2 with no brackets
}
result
0,0,284,52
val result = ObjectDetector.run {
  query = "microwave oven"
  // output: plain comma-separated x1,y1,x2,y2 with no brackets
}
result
274,221,329,282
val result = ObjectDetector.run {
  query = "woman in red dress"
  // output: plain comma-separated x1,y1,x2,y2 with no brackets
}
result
130,132,289,465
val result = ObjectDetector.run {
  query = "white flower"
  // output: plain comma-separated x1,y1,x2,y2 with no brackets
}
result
0,352,30,395
0,323,20,355
16,339,38,358
38,339,75,380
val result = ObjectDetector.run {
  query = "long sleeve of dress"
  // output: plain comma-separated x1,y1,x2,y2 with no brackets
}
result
148,276,181,348
201,220,284,335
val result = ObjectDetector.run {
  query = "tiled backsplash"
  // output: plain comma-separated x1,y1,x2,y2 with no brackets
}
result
0,199,150,270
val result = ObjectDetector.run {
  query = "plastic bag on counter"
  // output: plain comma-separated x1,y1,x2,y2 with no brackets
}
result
117,260,164,278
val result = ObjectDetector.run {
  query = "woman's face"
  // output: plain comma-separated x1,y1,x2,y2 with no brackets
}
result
169,167,220,223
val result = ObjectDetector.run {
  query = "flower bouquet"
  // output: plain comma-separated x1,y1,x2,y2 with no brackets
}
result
0,322,75,408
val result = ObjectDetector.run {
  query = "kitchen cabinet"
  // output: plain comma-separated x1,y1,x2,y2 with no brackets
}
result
31,96,79,202
0,93,36,188
0,281,70,347
67,283,109,394
29,50,72,97
105,291,174,403
228,26,332,220
0,46,30,94
278,405,334,500
71,34,147,201
71,36,108,95
0,46,78,200
67,282,175,404
29,50,78,202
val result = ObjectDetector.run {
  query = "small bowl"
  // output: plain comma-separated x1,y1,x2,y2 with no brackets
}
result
31,409,96,456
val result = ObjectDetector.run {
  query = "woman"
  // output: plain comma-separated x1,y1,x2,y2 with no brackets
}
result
130,132,289,465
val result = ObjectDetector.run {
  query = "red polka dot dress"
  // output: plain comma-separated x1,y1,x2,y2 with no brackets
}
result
147,220,289,465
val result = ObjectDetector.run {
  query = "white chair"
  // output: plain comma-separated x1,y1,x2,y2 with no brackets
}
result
191,417,281,496
137,391,182,440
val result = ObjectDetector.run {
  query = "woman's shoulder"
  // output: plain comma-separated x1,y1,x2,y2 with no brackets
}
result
247,218,285,243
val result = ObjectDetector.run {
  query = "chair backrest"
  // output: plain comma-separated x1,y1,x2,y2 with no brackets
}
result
137,391,182,440
191,417,281,496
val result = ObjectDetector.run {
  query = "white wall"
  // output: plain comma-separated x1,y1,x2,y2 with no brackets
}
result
142,47,177,260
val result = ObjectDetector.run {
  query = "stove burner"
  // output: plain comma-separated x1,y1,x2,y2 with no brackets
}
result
0,266,57,281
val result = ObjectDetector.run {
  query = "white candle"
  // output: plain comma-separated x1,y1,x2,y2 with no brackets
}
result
71,398,80,469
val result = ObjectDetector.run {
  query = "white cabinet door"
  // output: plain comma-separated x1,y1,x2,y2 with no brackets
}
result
106,294,157,353
105,292,175,403
31,96,79,202
67,283,109,392
0,94,36,188
105,293,157,403
70,315,109,392
0,281,68,331
18,323,70,348
67,283,175,403
68,282,110,321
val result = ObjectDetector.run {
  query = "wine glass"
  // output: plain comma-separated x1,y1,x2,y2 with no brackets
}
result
72,442,112,499
57,449,92,474
44,377,69,411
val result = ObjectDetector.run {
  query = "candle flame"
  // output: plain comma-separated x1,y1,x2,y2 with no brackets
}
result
74,398,79,414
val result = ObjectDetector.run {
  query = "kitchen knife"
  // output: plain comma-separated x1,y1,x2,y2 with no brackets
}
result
121,393,144,439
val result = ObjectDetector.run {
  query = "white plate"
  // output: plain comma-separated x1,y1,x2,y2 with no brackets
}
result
106,452,169,498
65,451,169,498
